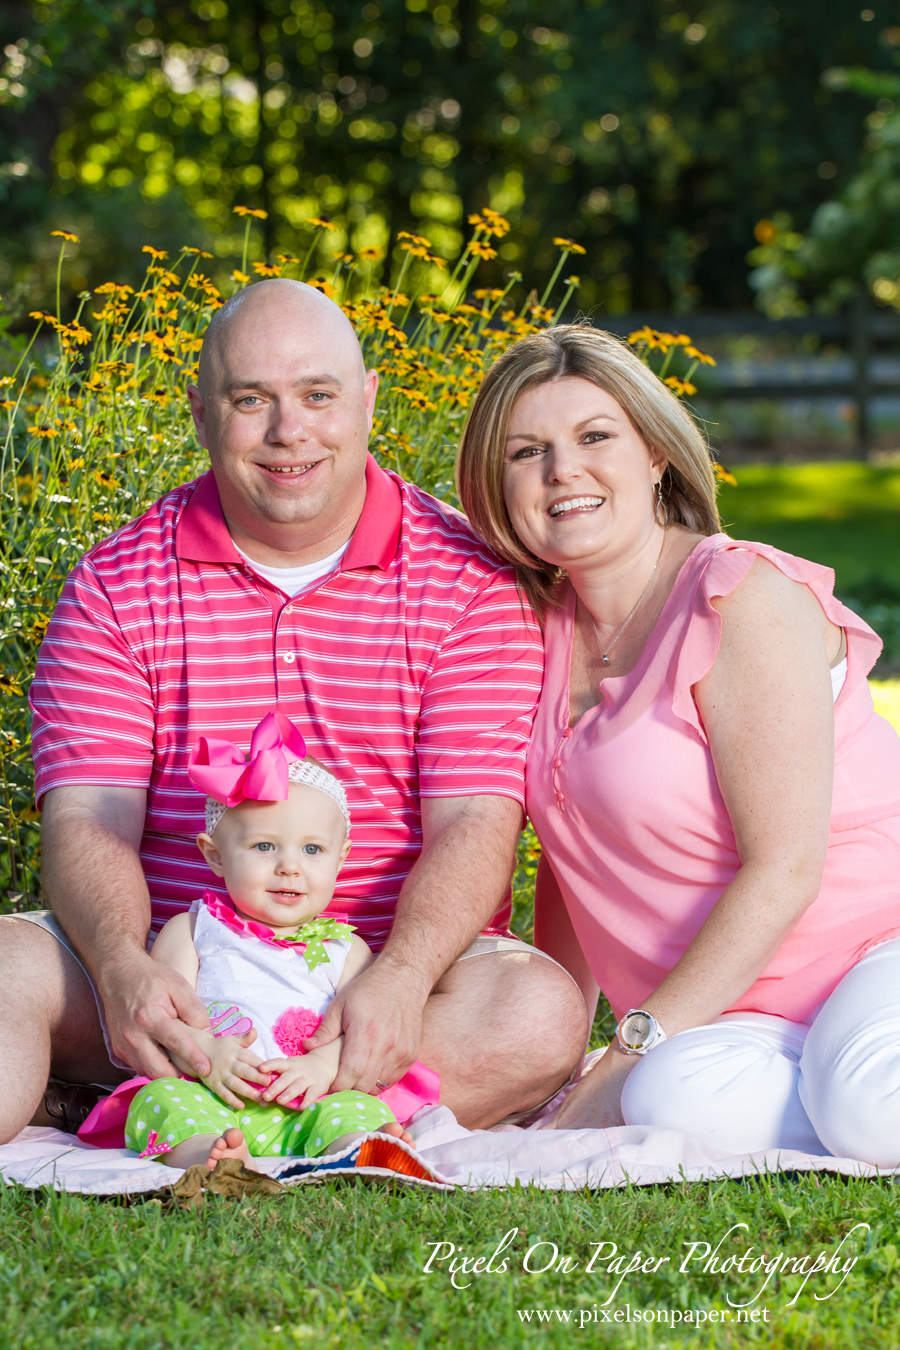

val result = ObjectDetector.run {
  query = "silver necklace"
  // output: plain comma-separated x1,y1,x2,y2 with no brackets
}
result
591,538,665,667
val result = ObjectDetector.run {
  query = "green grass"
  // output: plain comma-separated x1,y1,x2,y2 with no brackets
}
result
1,1169,897,1348
718,463,900,590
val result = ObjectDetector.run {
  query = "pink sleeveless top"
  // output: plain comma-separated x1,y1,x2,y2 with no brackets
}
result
527,534,900,1024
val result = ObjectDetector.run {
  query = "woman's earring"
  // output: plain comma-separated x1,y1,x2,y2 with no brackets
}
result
655,480,669,528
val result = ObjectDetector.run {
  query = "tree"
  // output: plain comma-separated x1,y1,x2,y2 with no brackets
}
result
3,0,891,314
749,54,900,316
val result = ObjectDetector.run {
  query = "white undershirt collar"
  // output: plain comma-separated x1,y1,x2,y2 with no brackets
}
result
234,539,349,598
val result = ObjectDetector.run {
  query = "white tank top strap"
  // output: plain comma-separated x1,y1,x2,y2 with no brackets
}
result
831,656,847,703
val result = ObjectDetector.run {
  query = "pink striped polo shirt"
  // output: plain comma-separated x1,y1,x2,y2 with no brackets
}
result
31,456,544,945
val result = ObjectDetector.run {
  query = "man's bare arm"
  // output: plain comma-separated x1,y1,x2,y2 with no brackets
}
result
41,785,211,1079
308,793,523,1092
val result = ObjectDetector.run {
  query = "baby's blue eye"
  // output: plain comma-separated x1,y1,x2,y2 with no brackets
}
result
303,844,320,855
255,842,274,852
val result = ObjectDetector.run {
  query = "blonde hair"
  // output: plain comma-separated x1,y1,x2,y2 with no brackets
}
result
457,324,721,616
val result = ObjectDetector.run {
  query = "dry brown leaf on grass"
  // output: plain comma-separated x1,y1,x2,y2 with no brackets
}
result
173,1157,285,1207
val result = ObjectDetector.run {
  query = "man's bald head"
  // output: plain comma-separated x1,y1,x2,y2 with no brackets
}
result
198,278,366,395
187,276,378,567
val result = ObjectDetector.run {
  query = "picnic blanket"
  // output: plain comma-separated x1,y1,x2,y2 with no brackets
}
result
0,1107,895,1196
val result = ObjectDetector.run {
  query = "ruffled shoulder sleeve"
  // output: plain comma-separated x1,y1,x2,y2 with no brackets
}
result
667,535,882,740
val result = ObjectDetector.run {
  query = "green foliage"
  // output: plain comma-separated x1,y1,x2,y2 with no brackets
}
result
747,50,900,315
2,0,891,315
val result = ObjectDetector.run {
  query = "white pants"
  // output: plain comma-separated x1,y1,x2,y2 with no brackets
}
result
621,938,900,1166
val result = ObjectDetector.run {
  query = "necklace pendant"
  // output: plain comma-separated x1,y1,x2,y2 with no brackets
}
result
602,655,611,665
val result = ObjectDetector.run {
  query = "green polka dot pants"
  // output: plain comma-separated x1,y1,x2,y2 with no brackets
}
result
125,1079,397,1158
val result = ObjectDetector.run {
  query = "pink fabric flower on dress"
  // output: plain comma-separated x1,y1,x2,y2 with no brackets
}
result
272,1006,322,1057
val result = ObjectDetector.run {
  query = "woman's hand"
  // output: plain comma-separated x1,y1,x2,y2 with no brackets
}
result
197,1029,272,1110
258,1044,341,1109
547,1044,637,1130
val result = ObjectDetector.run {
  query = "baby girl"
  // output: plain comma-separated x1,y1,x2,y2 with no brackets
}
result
122,711,429,1171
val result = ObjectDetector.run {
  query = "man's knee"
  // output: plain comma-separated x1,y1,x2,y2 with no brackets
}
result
437,950,587,1066
523,958,589,1065
488,954,588,1075
0,917,104,1068
0,917,66,1014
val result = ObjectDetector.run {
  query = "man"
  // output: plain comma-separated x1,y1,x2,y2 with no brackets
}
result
0,279,586,1144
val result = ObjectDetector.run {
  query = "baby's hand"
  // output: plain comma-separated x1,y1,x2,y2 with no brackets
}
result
203,1030,273,1110
258,1049,336,1110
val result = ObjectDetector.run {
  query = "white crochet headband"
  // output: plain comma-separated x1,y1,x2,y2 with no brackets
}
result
205,759,351,836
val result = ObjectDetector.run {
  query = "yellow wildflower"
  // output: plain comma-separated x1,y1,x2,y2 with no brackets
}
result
663,376,697,397
468,210,511,238
233,206,268,219
252,262,283,277
470,241,498,260
307,276,337,299
397,230,433,249
60,323,91,346
553,238,587,255
232,270,251,285
51,230,80,243
685,345,717,366
306,216,337,231
628,327,668,351
141,245,168,259
713,463,737,486
95,282,134,297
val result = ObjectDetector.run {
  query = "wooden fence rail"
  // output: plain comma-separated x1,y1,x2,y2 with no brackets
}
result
599,300,900,456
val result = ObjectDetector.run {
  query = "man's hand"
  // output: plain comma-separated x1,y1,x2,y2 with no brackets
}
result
306,961,428,1094
258,1045,339,1109
98,949,215,1080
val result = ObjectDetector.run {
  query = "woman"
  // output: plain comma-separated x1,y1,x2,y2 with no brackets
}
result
457,324,900,1164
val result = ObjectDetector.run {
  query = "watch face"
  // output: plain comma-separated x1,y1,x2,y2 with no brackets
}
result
622,1013,652,1048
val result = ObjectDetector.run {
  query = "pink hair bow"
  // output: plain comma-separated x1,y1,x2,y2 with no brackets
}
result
188,710,307,808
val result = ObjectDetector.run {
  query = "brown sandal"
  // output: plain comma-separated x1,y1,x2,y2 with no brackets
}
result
39,1078,107,1134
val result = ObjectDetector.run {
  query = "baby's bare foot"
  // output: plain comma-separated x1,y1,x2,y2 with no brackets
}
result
381,1121,415,1146
205,1127,258,1172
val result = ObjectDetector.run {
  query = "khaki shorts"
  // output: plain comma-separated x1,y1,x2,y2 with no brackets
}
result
14,912,573,1113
